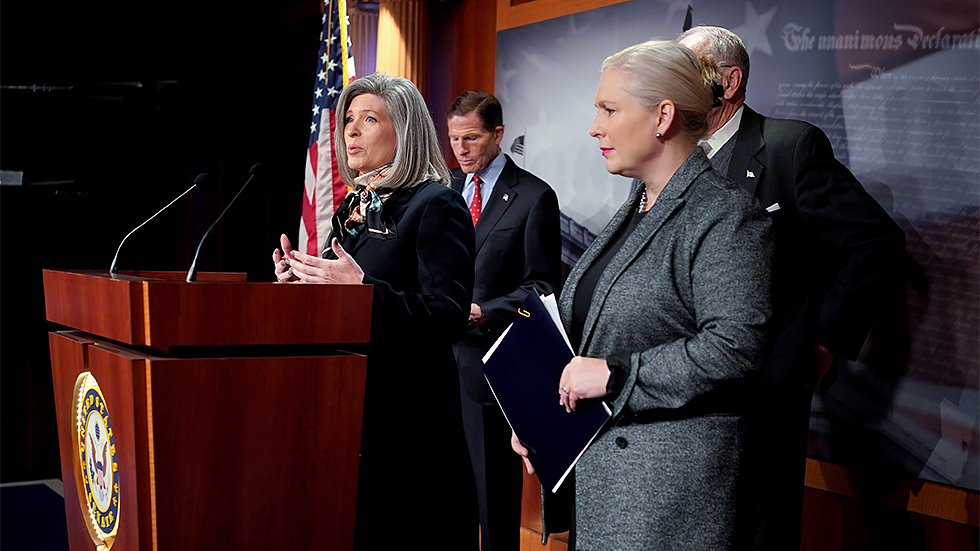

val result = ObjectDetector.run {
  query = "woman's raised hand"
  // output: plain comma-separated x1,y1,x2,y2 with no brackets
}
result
273,233,300,282
276,236,364,284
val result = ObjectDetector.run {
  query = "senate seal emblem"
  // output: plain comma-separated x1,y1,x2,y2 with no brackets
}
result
71,372,119,550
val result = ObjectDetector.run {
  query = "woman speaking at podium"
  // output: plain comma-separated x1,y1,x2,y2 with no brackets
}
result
514,41,773,549
273,73,476,548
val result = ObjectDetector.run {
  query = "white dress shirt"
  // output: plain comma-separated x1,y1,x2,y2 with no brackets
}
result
700,105,744,159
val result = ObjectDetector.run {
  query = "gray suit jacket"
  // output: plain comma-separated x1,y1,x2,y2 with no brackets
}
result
555,151,773,550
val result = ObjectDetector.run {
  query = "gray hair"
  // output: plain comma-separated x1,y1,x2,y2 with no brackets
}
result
334,73,450,189
601,40,720,141
678,26,750,93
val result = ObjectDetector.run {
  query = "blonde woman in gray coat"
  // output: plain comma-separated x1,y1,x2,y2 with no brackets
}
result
513,40,773,550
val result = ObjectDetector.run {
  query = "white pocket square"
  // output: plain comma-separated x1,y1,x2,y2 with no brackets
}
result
746,170,756,178
766,203,780,213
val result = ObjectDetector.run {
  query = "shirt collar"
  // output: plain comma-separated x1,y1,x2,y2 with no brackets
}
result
701,104,744,158
466,150,505,187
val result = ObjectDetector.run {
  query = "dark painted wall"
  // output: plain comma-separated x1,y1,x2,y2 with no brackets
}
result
1,0,324,482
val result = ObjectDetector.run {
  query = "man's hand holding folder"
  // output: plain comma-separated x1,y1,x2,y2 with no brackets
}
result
481,292,611,493
511,431,535,475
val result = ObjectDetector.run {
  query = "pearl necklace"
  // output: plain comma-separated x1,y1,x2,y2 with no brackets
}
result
638,187,647,213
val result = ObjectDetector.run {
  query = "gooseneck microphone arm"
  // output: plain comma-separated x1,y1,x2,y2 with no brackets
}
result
186,164,262,283
110,173,209,274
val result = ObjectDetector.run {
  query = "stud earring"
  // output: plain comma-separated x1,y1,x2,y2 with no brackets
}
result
656,132,662,139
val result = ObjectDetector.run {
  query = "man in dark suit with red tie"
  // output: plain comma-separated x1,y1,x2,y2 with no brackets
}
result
447,90,562,551
678,26,906,550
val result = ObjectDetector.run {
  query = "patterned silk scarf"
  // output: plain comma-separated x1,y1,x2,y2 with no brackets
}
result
330,164,398,244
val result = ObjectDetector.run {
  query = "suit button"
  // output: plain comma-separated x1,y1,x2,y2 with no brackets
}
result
615,436,628,449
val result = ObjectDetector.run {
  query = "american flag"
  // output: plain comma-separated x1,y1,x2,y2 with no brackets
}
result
509,135,524,156
300,0,355,256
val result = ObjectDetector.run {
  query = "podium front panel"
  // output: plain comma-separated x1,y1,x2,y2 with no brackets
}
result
50,331,367,551
50,331,145,551
146,351,366,550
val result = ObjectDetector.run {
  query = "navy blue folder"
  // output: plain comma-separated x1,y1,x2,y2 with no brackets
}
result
482,292,611,493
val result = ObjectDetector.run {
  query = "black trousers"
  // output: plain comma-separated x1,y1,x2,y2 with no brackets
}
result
460,384,525,551
750,385,813,551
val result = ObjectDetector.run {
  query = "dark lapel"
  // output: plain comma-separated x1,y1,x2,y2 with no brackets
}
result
450,168,465,194
728,105,766,197
473,156,519,254
347,184,418,257
571,153,709,353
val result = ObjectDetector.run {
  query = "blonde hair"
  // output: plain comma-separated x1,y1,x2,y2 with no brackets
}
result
601,40,721,141
334,73,450,189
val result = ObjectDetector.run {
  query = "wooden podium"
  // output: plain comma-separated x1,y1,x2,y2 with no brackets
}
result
43,269,373,551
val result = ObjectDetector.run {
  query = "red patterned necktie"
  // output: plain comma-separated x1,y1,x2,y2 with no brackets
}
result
468,174,482,226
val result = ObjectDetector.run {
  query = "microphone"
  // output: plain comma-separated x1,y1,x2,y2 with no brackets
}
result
110,173,209,274
186,164,262,282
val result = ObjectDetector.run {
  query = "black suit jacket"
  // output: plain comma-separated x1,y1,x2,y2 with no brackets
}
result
725,106,905,388
451,154,563,405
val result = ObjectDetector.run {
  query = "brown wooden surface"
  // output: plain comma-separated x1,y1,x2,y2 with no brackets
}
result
521,527,568,550
44,270,145,345
49,332,97,551
119,270,246,282
43,269,373,350
451,0,497,96
130,346,367,550
46,268,372,550
804,457,979,527
518,457,978,549
516,488,979,550
520,468,568,546
50,332,145,551
50,331,368,551
496,0,629,31
800,486,979,551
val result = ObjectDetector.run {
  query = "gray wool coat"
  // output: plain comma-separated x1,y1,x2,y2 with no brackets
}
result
554,150,773,550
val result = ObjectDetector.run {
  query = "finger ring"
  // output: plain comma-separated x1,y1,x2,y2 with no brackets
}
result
561,386,568,393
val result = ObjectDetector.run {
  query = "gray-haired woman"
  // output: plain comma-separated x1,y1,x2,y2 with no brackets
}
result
274,73,477,548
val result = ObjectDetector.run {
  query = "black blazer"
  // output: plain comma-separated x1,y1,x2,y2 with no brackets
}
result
328,180,476,542
725,106,905,387
451,154,563,405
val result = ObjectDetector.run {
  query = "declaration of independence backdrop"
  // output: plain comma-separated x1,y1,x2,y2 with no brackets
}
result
496,0,979,492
